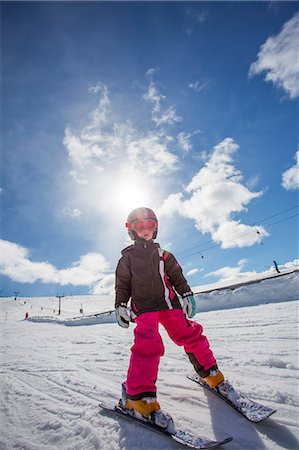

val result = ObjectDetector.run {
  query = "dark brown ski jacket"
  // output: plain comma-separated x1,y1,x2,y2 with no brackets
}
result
115,239,192,316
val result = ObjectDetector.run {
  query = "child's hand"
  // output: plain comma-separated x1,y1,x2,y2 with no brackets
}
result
182,293,196,318
115,304,130,328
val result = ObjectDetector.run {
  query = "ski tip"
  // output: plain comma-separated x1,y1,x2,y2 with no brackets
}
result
187,373,200,382
187,373,196,379
249,409,277,422
99,402,108,412
203,436,233,449
99,402,117,412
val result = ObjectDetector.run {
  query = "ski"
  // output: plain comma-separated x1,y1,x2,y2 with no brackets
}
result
187,374,276,423
99,402,233,449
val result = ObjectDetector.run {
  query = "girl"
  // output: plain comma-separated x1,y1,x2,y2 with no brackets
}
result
115,207,225,428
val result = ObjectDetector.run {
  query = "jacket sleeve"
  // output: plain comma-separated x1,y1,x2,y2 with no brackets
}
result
164,252,192,297
115,255,132,308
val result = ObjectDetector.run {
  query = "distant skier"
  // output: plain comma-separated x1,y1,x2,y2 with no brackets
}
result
273,260,281,273
115,207,228,430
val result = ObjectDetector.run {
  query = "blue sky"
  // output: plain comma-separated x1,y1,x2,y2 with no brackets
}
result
1,1,298,297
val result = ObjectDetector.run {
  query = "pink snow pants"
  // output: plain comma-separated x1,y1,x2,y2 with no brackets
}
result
126,309,216,398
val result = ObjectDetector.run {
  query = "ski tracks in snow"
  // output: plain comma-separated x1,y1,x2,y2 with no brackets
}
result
1,298,298,449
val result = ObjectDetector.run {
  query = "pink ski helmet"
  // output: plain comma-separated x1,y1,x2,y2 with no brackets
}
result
126,207,158,240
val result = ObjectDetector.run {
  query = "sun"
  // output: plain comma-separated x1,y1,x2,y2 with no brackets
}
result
117,184,148,212
111,174,154,216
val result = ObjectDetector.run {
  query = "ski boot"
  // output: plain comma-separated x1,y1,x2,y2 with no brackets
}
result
202,366,224,388
120,383,176,434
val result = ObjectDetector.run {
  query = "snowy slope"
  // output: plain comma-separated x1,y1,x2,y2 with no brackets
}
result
0,277,298,450
10,271,299,324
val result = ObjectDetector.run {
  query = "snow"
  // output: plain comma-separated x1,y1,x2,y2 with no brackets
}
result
0,273,298,450
196,271,299,312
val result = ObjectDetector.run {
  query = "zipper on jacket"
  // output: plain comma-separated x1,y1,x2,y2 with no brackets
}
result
146,244,156,303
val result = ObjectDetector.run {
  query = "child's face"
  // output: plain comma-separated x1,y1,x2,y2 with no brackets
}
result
136,228,154,241
133,220,156,241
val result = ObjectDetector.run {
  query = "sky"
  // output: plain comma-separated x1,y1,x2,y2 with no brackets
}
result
1,1,298,297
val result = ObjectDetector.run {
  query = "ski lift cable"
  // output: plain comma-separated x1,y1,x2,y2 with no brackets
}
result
176,205,298,257
178,212,298,261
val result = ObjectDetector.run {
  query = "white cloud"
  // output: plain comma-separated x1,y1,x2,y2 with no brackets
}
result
63,85,127,171
62,81,182,222
283,259,299,270
0,239,112,287
60,207,82,218
195,10,209,23
157,138,268,248
146,67,159,78
158,192,184,218
177,132,192,153
249,12,299,99
188,80,209,93
205,259,249,281
281,151,299,190
212,221,266,249
161,241,172,250
143,80,165,113
58,253,110,286
153,106,182,127
185,7,209,24
238,258,249,267
0,240,57,284
185,27,193,37
88,82,110,125
186,268,199,276
127,133,178,175
184,7,209,36
90,273,115,295
63,84,178,178
204,258,299,284
246,175,260,190
143,79,182,126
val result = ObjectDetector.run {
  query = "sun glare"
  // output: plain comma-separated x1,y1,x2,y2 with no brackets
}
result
116,183,150,213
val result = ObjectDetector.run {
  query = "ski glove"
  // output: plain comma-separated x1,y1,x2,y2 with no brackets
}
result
115,303,130,328
181,292,196,318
